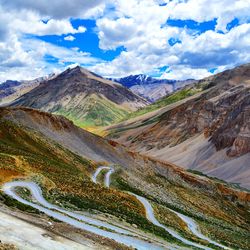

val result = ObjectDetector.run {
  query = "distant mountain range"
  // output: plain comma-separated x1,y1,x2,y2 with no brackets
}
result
110,74,196,101
0,74,56,106
0,71,195,111
9,66,148,128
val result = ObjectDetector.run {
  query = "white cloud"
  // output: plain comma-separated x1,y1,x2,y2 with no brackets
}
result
91,0,180,77
167,0,250,32
64,35,76,41
96,0,171,50
0,0,250,82
0,7,85,38
0,2,97,82
97,17,137,50
0,32,34,69
0,37,101,82
0,0,106,19
91,0,250,78
175,23,250,69
12,17,86,36
160,66,212,80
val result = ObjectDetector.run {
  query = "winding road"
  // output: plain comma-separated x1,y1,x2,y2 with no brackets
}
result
1,166,230,250
93,166,229,250
2,181,168,250
91,166,114,187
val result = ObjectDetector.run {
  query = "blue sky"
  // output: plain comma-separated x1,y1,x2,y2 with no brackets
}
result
37,19,125,62
0,0,250,81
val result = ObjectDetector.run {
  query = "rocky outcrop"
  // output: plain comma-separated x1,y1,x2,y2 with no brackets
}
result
127,87,249,155
110,64,250,157
207,87,250,156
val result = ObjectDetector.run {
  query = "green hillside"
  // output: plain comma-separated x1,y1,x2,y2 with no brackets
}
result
0,111,201,246
55,94,130,128
123,87,202,120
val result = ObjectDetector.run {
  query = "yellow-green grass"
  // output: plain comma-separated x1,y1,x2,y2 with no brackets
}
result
123,87,201,120
55,94,129,129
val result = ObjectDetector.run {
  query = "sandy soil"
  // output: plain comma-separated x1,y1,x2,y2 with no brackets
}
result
0,206,129,250
149,134,250,190
0,211,91,250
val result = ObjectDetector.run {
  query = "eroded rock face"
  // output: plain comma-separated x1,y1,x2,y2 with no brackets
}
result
209,88,250,156
229,121,250,157
131,86,250,157
115,64,250,158
105,64,250,189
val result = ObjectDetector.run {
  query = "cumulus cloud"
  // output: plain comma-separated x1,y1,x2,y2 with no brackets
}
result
97,17,137,50
0,1,98,81
0,37,101,82
64,35,76,41
12,17,86,36
0,6,86,37
0,33,33,69
91,0,250,79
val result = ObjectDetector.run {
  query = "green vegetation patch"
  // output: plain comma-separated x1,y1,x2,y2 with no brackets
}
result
123,87,201,120
55,94,129,128
0,119,172,244
0,191,41,214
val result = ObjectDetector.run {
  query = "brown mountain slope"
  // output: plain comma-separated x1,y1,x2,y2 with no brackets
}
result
10,66,148,128
106,63,250,190
1,107,250,249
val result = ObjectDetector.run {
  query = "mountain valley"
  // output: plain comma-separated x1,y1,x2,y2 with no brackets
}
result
0,64,250,250
106,63,250,190
1,2,250,249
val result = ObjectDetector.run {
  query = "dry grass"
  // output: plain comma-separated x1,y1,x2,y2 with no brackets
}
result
0,242,18,250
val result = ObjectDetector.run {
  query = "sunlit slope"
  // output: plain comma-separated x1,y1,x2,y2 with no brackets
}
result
55,94,129,128
0,109,145,221
123,85,203,120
